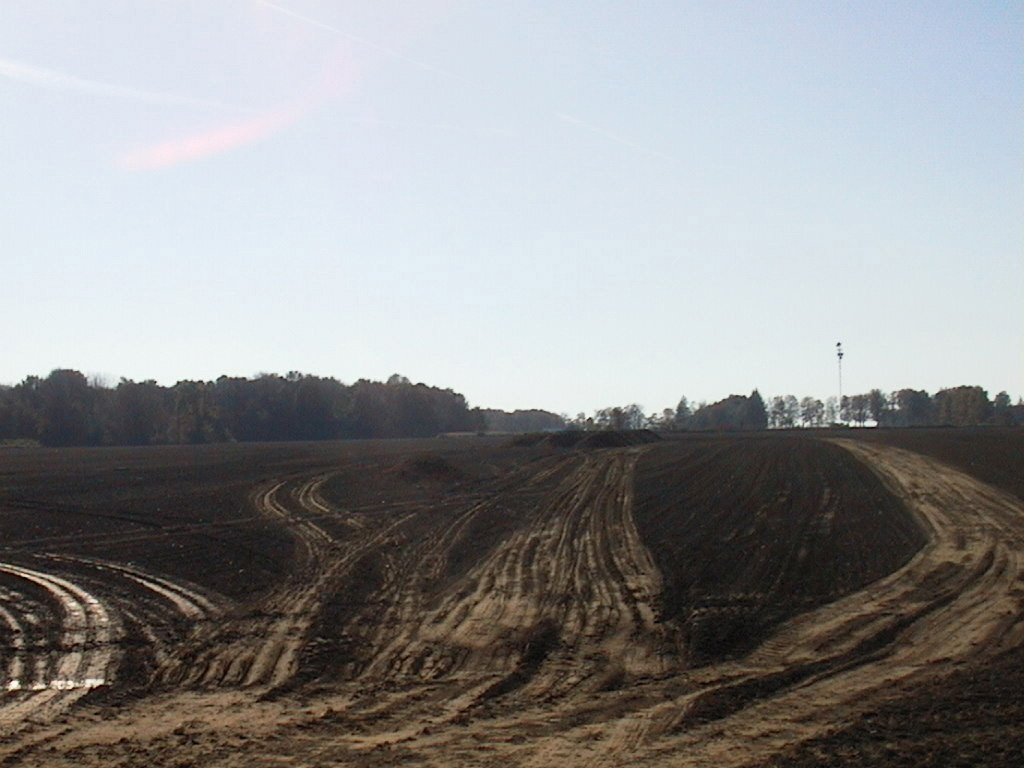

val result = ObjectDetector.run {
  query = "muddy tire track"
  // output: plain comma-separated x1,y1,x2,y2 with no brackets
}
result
0,552,226,736
325,447,669,747
0,562,115,731
154,475,415,689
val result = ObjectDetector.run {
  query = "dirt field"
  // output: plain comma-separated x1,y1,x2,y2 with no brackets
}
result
0,429,1021,766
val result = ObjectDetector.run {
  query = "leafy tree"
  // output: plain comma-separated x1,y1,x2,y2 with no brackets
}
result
38,369,96,446
4,365,1019,445
691,391,766,431
0,377,43,439
824,396,838,424
566,412,590,430
934,386,991,426
293,375,340,440
770,395,801,428
839,395,851,424
992,391,1014,426
658,408,676,429
893,389,933,426
592,404,646,430
745,390,768,430
782,394,799,428
171,380,219,444
482,409,564,433
112,379,169,445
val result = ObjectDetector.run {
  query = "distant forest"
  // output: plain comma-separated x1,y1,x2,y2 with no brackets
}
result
0,370,483,447
1,370,1020,448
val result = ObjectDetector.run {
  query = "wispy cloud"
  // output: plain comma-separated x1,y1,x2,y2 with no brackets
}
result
0,57,246,112
555,111,677,162
118,48,360,171
118,105,302,171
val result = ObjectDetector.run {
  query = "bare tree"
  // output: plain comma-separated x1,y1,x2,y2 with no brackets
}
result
868,389,889,426
849,394,870,426
674,396,692,429
824,396,838,424
800,396,824,427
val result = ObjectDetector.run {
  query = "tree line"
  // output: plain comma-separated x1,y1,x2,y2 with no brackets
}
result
761,386,1021,429
3,370,1019,447
0,370,482,447
567,391,769,432
568,385,1021,432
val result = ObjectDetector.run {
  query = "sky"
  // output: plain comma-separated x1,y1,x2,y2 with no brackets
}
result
1,1,1021,416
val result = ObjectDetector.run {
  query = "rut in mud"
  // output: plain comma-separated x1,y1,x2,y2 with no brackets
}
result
0,433,1021,767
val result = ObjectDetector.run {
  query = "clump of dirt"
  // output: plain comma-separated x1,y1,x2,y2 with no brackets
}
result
511,430,661,449
509,432,560,447
477,619,561,701
579,430,661,448
541,431,586,448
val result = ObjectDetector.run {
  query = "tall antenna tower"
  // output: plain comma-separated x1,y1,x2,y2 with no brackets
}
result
836,342,844,420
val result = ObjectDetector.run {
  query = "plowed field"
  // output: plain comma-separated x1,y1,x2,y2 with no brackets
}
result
0,430,1021,766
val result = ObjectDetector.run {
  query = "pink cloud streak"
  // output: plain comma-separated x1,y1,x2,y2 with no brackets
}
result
119,50,358,171
118,104,304,170
119,105,301,169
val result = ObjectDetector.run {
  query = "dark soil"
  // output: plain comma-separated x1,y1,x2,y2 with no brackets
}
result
633,434,925,662
769,643,1024,768
759,426,1024,768
853,427,1024,501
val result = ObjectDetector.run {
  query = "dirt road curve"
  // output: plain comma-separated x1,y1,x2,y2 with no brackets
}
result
0,439,1021,766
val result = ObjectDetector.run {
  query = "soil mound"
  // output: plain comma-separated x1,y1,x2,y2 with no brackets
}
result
512,430,661,449
578,429,661,448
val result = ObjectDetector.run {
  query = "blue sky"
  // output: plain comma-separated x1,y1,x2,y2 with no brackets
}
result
2,1,1021,415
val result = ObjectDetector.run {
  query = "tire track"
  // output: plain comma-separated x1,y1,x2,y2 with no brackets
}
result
0,549,236,736
155,476,415,689
41,555,226,623
334,447,668,745
0,562,115,733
